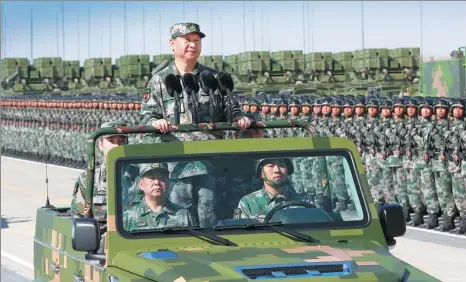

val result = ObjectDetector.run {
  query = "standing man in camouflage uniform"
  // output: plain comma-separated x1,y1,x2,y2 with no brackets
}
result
430,99,456,231
71,121,139,222
401,98,425,226
139,23,254,227
414,100,440,229
123,163,196,231
449,99,466,234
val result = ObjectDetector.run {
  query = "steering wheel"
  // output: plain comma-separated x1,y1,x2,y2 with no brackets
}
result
263,200,317,223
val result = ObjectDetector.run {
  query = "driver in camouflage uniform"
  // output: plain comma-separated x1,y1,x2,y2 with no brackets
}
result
235,158,313,222
123,162,196,231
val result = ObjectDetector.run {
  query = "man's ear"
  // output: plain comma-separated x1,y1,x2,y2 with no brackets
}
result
169,38,175,51
98,138,104,151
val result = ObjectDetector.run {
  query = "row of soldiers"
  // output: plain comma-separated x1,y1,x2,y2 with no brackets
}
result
238,93,466,235
1,92,466,234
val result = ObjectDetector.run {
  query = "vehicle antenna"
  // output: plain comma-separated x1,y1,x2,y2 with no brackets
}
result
42,124,55,209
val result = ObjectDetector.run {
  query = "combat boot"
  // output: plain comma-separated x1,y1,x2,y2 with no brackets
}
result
457,216,466,235
403,207,411,223
426,213,439,229
440,214,455,232
412,210,424,227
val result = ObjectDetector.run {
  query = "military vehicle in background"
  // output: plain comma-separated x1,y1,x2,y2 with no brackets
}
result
1,46,423,97
420,46,465,98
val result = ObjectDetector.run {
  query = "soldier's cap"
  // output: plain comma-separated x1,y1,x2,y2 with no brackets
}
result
380,100,393,108
331,99,343,107
288,99,301,107
255,158,294,178
249,99,260,106
434,99,449,109
419,99,433,109
450,99,465,109
366,99,379,107
405,98,419,107
392,98,404,107
138,162,169,178
343,100,354,107
100,121,128,137
170,23,205,39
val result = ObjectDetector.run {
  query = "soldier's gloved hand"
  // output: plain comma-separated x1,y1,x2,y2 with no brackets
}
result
237,116,252,131
152,119,172,133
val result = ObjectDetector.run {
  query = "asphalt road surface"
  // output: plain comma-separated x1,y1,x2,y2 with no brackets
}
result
1,156,466,281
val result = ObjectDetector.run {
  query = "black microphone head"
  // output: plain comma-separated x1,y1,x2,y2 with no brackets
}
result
199,70,218,93
164,74,182,97
182,73,199,95
217,71,234,95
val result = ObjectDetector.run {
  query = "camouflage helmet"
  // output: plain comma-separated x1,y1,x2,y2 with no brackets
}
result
255,158,294,178
354,99,366,107
260,98,270,106
301,98,312,107
320,98,331,106
392,98,404,108
241,99,250,106
138,162,169,178
278,99,288,107
249,99,260,106
331,99,343,107
434,98,449,109
380,100,393,108
405,98,419,108
419,99,434,109
366,99,380,108
313,98,322,106
343,100,355,108
450,99,465,109
288,99,301,107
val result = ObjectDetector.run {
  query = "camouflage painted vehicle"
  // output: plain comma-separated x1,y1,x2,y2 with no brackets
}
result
33,121,440,281
420,46,465,97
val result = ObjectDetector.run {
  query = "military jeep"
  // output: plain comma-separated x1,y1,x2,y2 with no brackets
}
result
33,121,440,281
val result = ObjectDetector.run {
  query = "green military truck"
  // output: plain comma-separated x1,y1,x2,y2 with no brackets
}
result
33,121,440,281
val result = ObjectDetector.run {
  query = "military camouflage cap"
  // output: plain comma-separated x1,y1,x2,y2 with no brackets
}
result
331,99,343,107
100,120,128,137
405,98,419,107
343,100,355,107
139,162,169,178
255,158,294,178
450,99,465,109
434,99,449,109
170,23,205,39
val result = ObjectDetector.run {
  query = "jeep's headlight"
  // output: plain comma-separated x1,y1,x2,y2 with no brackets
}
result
108,275,119,282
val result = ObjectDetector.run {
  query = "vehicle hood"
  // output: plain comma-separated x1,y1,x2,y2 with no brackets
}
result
112,240,439,282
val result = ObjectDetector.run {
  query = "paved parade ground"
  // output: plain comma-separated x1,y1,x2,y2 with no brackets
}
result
1,156,466,281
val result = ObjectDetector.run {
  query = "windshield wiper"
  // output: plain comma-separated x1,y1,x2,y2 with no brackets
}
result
155,226,236,247
214,222,320,243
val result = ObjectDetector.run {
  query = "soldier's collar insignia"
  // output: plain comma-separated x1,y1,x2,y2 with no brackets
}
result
135,221,147,227
143,88,151,102
189,24,196,32
151,163,160,168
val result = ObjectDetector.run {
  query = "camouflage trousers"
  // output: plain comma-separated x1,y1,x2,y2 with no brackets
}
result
364,154,384,203
405,167,425,212
169,174,217,227
326,156,349,202
432,170,456,217
452,171,466,216
391,166,409,208
417,167,440,215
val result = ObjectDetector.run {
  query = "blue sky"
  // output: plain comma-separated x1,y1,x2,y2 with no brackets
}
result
2,1,465,64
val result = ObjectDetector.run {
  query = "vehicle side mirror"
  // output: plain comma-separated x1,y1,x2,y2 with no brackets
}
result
378,204,406,247
72,218,100,252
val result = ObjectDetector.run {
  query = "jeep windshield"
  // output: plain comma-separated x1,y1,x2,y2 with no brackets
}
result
115,150,369,235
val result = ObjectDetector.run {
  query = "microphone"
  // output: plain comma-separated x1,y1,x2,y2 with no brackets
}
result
217,71,235,123
199,70,219,124
182,73,200,124
164,74,182,124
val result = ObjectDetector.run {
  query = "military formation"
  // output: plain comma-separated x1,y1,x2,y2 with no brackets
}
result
238,91,466,235
1,89,466,235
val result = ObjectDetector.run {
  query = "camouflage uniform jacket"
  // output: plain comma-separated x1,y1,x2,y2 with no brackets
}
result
236,185,313,222
412,118,433,170
400,117,418,169
140,60,245,142
385,118,404,167
123,198,195,231
335,117,352,139
446,119,465,173
428,119,450,171
71,162,139,221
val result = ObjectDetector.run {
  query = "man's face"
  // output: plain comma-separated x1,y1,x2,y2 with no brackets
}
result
407,106,417,117
453,107,464,118
368,107,378,117
321,105,331,115
381,107,392,118
313,105,321,115
261,105,270,114
394,106,404,117
170,33,202,61
331,106,342,117
139,170,169,198
421,107,432,118
343,106,353,117
279,106,287,114
290,106,300,116
250,105,259,112
99,135,128,156
355,106,365,116
261,160,288,183
242,104,250,112
301,105,311,115
270,106,278,114
435,106,447,118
